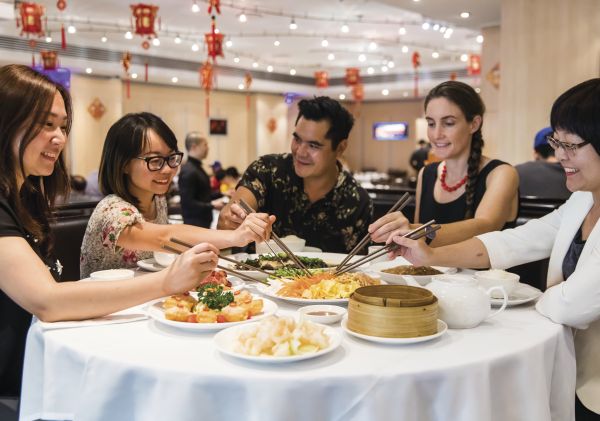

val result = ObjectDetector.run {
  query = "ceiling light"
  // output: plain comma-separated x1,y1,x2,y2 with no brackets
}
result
85,68,92,74
171,77,178,83
398,27,406,35
433,24,440,31
125,31,133,40
475,87,481,93
328,53,335,60
225,39,233,47
101,35,107,43
460,54,468,62
267,65,273,72
234,56,240,63
252,62,259,68
131,73,138,79
368,41,377,51
67,24,76,34
476,34,484,43
382,89,389,96
440,26,447,33
289,68,297,75
339,94,346,100
358,54,366,62
214,28,220,34
381,66,388,72
45,35,52,43
413,0,420,2
152,38,160,46
422,22,430,30
388,61,395,68
238,13,247,23
443,29,453,39
191,43,199,51
191,2,200,13
274,39,280,47
321,39,328,47
238,83,244,90
432,51,439,58
401,45,409,53
367,67,374,75
174,35,182,44
289,18,297,30
460,12,470,18
341,24,349,33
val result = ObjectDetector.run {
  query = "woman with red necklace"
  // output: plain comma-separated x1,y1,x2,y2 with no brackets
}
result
370,81,519,246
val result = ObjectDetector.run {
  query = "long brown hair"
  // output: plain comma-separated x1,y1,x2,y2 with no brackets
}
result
0,64,72,253
424,81,485,219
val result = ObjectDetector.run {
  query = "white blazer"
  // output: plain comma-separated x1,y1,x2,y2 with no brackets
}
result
478,191,600,414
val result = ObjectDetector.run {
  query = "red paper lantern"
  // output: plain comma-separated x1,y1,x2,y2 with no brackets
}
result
40,50,58,70
352,84,364,102
18,2,45,37
56,0,66,11
412,52,421,69
468,54,481,76
200,61,214,117
244,72,252,90
207,0,221,14
314,71,329,88
345,68,360,86
130,3,159,38
204,16,224,62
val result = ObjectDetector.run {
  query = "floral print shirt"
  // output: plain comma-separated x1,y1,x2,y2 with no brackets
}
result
80,194,168,278
238,153,373,253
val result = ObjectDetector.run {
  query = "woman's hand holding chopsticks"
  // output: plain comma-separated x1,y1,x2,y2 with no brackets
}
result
230,212,277,247
368,211,412,243
162,242,219,295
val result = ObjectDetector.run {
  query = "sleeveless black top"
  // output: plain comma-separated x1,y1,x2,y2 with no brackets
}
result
562,226,585,280
419,160,517,228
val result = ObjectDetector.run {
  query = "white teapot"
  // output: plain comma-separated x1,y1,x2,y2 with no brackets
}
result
425,274,508,329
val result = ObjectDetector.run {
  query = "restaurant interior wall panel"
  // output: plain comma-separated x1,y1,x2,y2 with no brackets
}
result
498,0,600,165
480,25,502,163
69,75,122,178
255,94,290,158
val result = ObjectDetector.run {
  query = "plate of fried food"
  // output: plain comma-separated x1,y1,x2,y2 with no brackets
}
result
256,271,382,304
146,282,278,331
214,315,342,363
369,258,457,286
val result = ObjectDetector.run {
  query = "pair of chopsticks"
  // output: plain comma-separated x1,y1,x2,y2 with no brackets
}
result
237,198,312,277
335,192,412,273
334,220,441,276
162,238,271,286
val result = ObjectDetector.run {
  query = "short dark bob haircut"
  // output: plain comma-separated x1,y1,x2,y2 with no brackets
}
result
551,78,600,156
98,112,179,207
295,96,354,150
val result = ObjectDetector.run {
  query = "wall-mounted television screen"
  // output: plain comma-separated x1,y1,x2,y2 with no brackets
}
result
372,121,409,141
209,118,228,135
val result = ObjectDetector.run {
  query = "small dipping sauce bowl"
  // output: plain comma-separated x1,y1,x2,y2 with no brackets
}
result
298,305,347,324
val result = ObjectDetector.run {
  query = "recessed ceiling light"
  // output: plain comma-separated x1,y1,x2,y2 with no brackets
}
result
367,67,374,75
225,39,233,47
475,87,481,93
381,66,388,72
45,35,52,43
67,24,76,34
152,38,160,46
238,83,244,90
460,12,470,18
175,35,182,44
131,73,138,79
191,43,199,51
460,54,469,62
341,24,349,33
252,62,259,68
440,26,447,33
125,31,133,40
358,54,366,62
422,22,430,30
101,35,107,43
267,65,274,72
388,61,395,68
401,46,409,53
339,94,346,100
274,39,280,47
368,41,377,51
328,53,335,60
171,76,178,83
191,2,200,13
476,35,484,43
214,29,220,34
233,56,240,63
433,24,440,31
382,89,389,96
85,68,92,74
290,68,297,75
238,13,247,23
289,18,298,30
321,39,328,47
432,51,439,59
398,27,407,35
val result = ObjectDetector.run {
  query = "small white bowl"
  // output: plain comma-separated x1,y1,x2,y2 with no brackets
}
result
256,235,306,255
153,251,177,267
298,305,347,324
475,269,520,298
89,269,135,281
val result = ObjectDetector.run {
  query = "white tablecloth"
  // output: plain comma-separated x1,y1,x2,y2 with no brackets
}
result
20,296,575,421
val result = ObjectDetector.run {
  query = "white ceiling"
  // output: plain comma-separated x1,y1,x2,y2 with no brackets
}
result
0,0,500,100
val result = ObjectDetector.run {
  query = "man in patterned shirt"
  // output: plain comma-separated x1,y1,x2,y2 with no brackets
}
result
218,96,373,253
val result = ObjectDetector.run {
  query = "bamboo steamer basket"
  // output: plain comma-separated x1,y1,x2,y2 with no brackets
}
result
347,285,438,338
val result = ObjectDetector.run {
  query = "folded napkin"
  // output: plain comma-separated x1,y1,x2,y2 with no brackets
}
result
36,307,147,331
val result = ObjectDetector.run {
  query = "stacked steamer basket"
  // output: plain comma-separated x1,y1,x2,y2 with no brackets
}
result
348,285,438,338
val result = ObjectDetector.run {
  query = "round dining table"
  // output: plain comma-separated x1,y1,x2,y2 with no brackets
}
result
20,287,575,421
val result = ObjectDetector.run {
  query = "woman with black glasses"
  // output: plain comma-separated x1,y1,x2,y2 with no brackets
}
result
80,112,274,277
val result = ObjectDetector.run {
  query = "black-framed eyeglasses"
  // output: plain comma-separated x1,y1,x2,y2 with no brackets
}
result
135,152,183,171
546,135,590,154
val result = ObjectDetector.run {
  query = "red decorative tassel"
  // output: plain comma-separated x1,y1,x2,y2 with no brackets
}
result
145,61,148,82
126,79,131,99
246,94,250,110
205,94,210,118
61,24,66,49
31,54,35,67
414,72,419,98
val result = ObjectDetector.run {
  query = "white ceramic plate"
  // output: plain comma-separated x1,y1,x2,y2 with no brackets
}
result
89,269,135,281
369,258,457,286
137,258,164,272
213,322,341,363
146,296,278,331
491,283,543,307
341,317,448,344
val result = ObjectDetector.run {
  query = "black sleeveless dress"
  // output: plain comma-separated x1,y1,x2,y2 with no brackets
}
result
419,160,517,228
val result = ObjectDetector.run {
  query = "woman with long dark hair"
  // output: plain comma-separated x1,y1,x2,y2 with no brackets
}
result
369,81,519,246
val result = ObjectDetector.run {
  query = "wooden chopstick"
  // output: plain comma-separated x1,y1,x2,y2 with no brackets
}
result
336,192,412,271
161,243,271,286
334,220,440,275
238,199,312,276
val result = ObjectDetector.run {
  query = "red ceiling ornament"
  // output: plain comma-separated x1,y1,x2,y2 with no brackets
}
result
450,72,457,81
204,15,224,62
314,71,329,89
130,3,159,47
207,0,221,14
55,0,67,49
56,0,66,11
141,40,150,50
467,54,481,76
200,61,214,117
352,83,364,102
17,2,45,37
122,51,132,99
244,72,252,110
412,51,421,97
40,50,58,70
345,68,361,86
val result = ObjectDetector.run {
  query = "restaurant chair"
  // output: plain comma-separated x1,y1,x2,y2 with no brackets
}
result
49,214,90,281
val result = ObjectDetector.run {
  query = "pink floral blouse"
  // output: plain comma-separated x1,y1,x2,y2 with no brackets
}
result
80,194,168,278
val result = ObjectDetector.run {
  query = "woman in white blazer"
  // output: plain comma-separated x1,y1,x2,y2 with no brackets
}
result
389,78,600,420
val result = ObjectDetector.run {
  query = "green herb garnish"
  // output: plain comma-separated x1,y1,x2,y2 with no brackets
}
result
195,283,234,310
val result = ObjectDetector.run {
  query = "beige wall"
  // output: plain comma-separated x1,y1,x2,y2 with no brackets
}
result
255,94,290,157
480,25,501,161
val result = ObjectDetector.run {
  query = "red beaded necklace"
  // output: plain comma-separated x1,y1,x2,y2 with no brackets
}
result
440,163,468,192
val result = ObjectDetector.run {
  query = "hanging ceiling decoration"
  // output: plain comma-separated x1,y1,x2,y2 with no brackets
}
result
130,3,159,49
